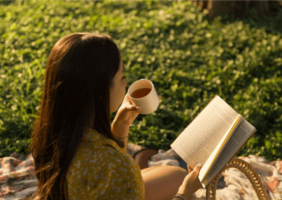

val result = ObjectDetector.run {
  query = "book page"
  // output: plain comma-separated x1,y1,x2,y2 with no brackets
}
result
202,120,256,186
171,96,238,168
198,115,243,184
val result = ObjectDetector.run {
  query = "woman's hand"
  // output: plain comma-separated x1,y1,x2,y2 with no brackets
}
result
112,94,140,137
177,164,202,199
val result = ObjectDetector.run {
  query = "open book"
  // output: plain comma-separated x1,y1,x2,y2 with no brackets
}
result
171,96,256,188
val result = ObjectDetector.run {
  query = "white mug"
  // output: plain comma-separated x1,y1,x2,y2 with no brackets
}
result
128,79,159,114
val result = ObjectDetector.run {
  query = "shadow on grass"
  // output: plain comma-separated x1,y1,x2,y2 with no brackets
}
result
0,0,16,6
218,4,282,35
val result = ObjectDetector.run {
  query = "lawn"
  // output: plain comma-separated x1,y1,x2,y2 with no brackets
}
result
0,0,282,160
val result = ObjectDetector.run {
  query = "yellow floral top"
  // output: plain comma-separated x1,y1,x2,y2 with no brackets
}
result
66,128,145,200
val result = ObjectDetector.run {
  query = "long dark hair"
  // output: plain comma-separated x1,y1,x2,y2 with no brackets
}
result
29,33,123,200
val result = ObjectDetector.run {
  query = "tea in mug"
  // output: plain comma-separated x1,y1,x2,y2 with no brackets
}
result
131,88,151,98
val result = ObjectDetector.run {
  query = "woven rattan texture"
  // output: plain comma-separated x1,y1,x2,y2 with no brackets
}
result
206,158,270,200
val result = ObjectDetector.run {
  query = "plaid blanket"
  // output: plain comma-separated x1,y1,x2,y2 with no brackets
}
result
0,153,36,200
192,155,282,200
1,146,282,200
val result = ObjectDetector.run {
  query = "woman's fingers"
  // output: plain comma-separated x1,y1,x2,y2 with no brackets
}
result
122,94,140,111
194,163,202,173
188,165,193,173
125,104,140,111
123,94,131,103
187,163,201,174
122,94,160,112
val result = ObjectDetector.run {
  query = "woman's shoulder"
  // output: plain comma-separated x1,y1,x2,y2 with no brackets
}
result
70,137,139,170
67,144,144,199
103,144,139,168
67,131,144,199
88,142,138,170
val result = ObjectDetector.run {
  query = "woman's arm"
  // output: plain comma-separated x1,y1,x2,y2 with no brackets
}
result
175,164,202,199
111,120,130,152
112,94,139,153
140,164,202,200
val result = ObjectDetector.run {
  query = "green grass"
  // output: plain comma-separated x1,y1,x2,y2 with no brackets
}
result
0,0,282,160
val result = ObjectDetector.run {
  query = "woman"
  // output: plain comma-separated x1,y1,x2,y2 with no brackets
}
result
29,32,202,200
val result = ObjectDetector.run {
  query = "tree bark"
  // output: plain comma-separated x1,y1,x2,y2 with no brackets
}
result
192,0,279,19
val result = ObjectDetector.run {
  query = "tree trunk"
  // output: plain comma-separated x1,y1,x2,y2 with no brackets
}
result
192,0,279,19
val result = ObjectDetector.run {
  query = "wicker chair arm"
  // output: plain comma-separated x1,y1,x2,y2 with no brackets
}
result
206,158,270,200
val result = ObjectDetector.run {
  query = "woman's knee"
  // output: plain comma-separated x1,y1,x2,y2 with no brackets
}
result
143,165,187,183
142,166,188,200
134,149,158,169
